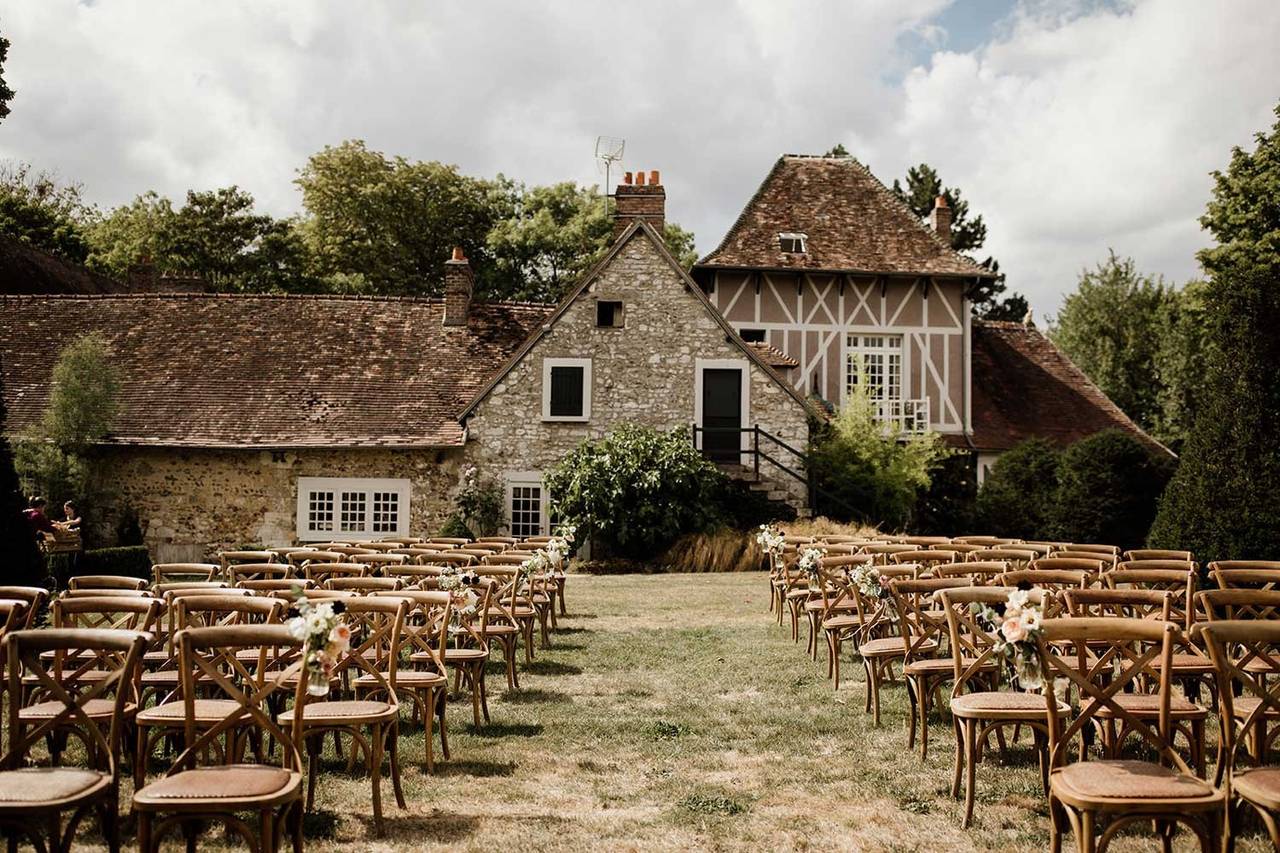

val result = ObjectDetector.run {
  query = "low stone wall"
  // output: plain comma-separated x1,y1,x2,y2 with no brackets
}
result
89,445,463,562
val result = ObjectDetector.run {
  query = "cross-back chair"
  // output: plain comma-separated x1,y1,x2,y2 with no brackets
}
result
132,624,308,853
228,563,293,586
1036,618,1224,853
860,543,920,565
302,561,368,586
152,564,219,586
998,569,1095,591
0,628,147,853
806,555,871,663
325,576,403,593
68,576,147,593
284,550,343,570
0,587,49,629
1125,549,1193,562
1209,563,1280,592
938,586,1064,828
934,560,1010,584
969,548,1038,567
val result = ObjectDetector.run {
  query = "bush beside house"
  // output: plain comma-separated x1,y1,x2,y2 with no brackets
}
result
975,439,1061,540
1049,430,1174,548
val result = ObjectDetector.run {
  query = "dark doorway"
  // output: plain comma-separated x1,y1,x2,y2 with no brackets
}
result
701,368,742,462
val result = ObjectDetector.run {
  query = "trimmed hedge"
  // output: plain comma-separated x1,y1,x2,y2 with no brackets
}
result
975,438,1061,539
77,545,152,580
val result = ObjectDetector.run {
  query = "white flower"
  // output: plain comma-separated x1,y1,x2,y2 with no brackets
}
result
1006,589,1031,611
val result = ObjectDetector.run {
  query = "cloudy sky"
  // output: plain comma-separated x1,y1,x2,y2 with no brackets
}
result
2,0,1277,314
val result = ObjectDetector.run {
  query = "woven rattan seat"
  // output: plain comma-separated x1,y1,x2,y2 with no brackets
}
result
135,765,298,801
442,647,487,662
858,637,928,657
905,656,987,675
819,613,859,631
1152,652,1214,672
1232,696,1280,719
1087,693,1207,719
950,691,1058,717
1053,760,1214,801
19,698,118,720
0,768,106,803
1233,767,1280,810
279,700,393,723
135,700,242,723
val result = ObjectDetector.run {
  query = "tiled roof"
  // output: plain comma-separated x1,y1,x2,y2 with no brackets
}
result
966,320,1169,454
745,341,799,369
697,155,995,278
0,293,551,448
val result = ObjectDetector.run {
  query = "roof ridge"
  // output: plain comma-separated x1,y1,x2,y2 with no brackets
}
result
0,291,556,308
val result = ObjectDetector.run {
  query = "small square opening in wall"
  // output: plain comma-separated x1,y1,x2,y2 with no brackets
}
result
596,300,624,328
779,232,807,254
739,328,766,343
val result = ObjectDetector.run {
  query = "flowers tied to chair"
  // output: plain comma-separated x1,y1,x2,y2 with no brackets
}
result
286,594,350,696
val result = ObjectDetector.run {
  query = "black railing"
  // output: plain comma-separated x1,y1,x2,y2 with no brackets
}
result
689,424,863,521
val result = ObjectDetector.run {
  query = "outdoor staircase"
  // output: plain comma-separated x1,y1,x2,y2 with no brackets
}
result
716,462,812,520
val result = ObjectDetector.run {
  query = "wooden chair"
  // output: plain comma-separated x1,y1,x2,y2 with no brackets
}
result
1125,549,1193,562
1032,557,1109,576
939,587,1065,828
133,624,307,853
968,548,1037,567
804,555,871,661
68,576,147,592
934,560,1009,585
238,578,313,595
325,576,403,594
152,563,219,586
303,562,368,586
1200,619,1280,848
441,583,495,727
829,565,917,702
217,550,277,573
1209,563,1280,591
282,597,409,834
0,586,50,628
1106,564,1197,630
229,563,293,586
860,543,920,565
891,549,957,572
0,627,147,853
371,590,453,771
889,577,978,759
998,569,1095,591
1036,617,1224,852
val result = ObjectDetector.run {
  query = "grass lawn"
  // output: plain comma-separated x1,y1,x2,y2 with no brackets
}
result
82,572,1269,850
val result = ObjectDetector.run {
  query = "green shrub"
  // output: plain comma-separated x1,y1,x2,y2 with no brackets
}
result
1049,430,1174,547
77,545,151,580
975,438,1061,539
807,383,948,530
454,465,504,537
435,513,473,539
544,424,727,559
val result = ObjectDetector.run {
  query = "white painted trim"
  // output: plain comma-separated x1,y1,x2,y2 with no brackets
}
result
694,358,751,464
541,357,592,422
505,471,549,537
963,294,973,434
296,476,410,542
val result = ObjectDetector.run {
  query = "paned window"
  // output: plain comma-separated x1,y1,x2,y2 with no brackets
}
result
297,478,409,541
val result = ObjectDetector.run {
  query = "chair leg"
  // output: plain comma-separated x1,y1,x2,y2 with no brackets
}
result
437,690,450,761
370,722,385,836
1079,809,1096,853
305,736,320,810
137,813,152,853
259,808,274,853
422,688,435,774
478,663,491,723
388,723,407,809
950,718,964,800
961,719,978,829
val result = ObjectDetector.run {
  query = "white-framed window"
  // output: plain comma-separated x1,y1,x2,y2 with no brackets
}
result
506,472,549,538
779,232,807,254
297,477,410,542
845,334,903,402
542,357,592,422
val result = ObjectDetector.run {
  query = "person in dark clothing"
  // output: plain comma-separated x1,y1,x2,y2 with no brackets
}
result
23,495,55,540
61,500,81,532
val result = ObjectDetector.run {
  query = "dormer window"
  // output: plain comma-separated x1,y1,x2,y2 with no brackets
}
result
779,232,807,254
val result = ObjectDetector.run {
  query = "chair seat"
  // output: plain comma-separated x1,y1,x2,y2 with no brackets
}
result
1087,693,1207,719
140,670,181,685
278,700,394,724
20,698,118,720
134,765,300,805
806,599,852,614
858,637,921,658
1233,767,1280,810
443,648,488,662
1052,760,1217,803
1232,697,1280,719
951,691,1065,719
0,768,107,805
137,700,245,724
383,670,447,687
482,624,518,637
1153,653,1214,673
905,657,989,677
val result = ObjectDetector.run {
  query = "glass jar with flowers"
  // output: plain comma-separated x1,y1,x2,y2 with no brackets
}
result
287,594,350,697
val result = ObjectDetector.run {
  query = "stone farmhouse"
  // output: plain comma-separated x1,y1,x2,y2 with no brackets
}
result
0,156,1154,561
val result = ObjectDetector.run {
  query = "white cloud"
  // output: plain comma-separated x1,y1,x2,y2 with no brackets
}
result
0,0,1275,315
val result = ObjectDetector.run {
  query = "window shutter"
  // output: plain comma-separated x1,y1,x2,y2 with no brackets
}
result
549,365,584,417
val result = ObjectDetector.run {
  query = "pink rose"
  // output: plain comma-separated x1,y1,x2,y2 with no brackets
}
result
329,624,351,652
1001,618,1027,643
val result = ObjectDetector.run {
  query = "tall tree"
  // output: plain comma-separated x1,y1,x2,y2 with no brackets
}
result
891,162,1026,318
86,187,313,292
1149,103,1280,560
1150,278,1213,451
0,34,15,123
1049,252,1172,434
294,140,515,296
0,163,93,262
824,143,850,157
0,356,44,585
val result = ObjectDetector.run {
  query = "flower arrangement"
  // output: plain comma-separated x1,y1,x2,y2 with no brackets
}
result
847,563,887,600
544,524,576,576
755,524,786,564
797,546,827,585
287,594,349,697
969,588,1045,690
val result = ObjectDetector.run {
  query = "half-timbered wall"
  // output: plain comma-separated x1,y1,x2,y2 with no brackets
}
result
708,271,969,434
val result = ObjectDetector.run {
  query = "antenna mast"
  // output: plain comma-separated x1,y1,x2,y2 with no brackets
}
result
595,136,626,215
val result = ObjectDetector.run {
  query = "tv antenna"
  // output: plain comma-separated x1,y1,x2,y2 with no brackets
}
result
595,135,625,214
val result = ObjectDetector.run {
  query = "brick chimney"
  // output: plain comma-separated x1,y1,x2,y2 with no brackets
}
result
929,195,952,247
127,255,158,291
442,246,473,327
613,169,665,241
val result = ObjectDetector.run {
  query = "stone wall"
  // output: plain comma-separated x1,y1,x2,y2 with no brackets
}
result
463,229,811,515
90,445,464,562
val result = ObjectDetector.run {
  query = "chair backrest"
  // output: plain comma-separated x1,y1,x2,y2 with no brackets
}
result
151,564,220,587
482,554,528,566
1200,620,1280,776
1054,550,1119,567
303,562,369,583
933,560,1008,583
321,545,376,557
176,595,282,633
53,595,163,634
0,586,49,628
68,575,147,592
889,577,973,658
475,537,518,549
323,597,408,699
1196,589,1280,623
430,551,478,567
1061,543,1120,557
892,549,957,566
371,590,452,671
392,547,440,563
1209,563,1280,591
1124,549,1193,562
153,581,229,596
63,588,151,599
859,543,919,563
383,565,444,588
1060,588,1173,622
1036,617,1187,774
427,537,472,547
945,543,988,557
355,541,402,553
902,535,952,547
998,569,1094,590
325,576,403,593
285,550,343,566
237,578,313,594
818,535,873,546
818,554,873,571
951,535,1020,546
1104,567,1196,630
938,586,1050,692
4,628,147,773
218,550,276,569
173,624,306,776
229,563,292,585
1030,556,1108,575
0,601,29,641
968,548,1037,566
351,553,409,567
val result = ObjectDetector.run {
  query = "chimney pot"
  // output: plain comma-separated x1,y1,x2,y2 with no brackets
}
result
624,171,633,185
451,246,465,262
649,170,660,185
611,167,666,242
635,171,646,186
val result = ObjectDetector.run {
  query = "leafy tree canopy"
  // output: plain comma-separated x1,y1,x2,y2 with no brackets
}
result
0,34,14,123
0,163,94,263
1199,102,1280,279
